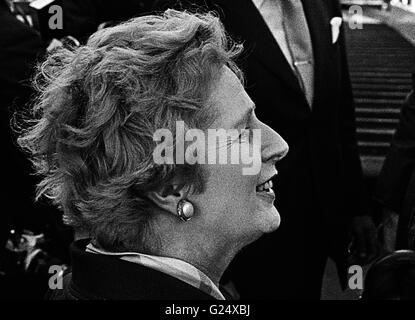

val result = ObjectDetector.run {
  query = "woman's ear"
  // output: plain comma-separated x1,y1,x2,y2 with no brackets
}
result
147,183,188,216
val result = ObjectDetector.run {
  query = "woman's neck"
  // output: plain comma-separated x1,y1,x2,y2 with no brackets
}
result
150,211,247,287
158,234,241,287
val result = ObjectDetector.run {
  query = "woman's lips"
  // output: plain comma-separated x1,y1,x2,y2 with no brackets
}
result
256,188,275,203
256,176,276,203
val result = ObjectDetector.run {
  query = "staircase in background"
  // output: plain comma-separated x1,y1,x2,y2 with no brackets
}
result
345,23,415,177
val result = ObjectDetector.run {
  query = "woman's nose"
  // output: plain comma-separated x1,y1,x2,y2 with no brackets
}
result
261,124,289,163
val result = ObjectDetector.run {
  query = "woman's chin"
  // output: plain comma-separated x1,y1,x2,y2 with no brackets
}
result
259,206,281,234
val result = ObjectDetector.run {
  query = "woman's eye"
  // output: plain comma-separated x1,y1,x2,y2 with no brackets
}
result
239,127,251,141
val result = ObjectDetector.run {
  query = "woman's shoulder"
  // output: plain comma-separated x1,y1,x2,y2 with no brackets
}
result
47,239,216,300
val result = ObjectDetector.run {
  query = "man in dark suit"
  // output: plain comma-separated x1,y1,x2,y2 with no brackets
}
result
155,0,378,299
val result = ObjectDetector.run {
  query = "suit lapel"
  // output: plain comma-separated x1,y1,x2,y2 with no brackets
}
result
218,0,335,109
220,0,304,96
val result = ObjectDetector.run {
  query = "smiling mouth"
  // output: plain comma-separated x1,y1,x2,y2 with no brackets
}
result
256,176,275,198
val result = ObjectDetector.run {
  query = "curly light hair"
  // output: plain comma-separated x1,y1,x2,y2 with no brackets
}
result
18,9,243,253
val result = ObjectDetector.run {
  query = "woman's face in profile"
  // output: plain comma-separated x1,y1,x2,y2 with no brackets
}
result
188,67,289,247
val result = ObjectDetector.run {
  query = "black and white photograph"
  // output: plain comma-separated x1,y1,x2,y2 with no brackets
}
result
1,0,415,309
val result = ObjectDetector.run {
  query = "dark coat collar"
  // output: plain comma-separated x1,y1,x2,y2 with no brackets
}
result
68,239,216,300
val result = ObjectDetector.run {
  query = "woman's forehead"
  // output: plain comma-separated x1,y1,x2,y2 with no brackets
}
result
208,67,253,128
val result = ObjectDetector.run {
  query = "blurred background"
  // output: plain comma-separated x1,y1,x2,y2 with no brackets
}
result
324,0,415,299
0,0,414,300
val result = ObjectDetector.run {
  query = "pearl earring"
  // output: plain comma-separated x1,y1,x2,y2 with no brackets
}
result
177,199,194,222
